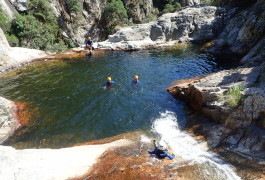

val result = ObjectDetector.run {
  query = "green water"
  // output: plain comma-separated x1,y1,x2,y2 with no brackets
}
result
0,45,221,148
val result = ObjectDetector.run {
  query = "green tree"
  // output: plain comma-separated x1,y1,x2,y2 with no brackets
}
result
65,0,81,15
162,1,181,14
10,14,72,51
28,0,56,23
100,0,128,38
153,0,181,14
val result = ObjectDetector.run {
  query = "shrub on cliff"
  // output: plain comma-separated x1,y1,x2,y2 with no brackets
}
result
100,0,129,39
162,2,181,14
153,0,181,14
65,0,82,16
224,85,244,108
28,0,56,23
10,14,71,51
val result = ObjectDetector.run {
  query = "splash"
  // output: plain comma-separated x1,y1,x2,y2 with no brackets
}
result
152,111,241,180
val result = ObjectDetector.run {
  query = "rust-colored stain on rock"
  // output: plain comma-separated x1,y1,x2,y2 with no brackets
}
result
15,102,32,127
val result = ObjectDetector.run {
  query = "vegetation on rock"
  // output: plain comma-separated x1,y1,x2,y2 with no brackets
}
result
4,0,76,51
65,0,82,17
224,85,244,108
162,1,181,14
153,0,181,14
100,0,129,39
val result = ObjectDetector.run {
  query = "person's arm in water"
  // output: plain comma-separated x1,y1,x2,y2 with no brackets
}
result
111,81,119,85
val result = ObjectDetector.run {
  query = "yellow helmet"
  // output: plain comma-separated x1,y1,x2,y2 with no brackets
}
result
134,75,139,80
107,77,111,81
88,37,91,40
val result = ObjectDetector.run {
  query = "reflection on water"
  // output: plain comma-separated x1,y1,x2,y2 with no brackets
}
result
0,45,221,148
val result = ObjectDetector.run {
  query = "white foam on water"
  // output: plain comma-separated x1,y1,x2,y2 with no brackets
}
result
151,111,241,180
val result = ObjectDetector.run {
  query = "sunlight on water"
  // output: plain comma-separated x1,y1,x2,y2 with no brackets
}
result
152,111,241,180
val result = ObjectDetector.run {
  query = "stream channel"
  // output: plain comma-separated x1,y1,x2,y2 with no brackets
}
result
0,44,241,179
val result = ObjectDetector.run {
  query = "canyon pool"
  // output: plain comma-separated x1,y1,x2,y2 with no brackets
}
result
0,44,241,179
0,44,222,148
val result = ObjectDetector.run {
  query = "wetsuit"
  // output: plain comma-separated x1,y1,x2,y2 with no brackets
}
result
86,40,94,50
105,81,118,89
148,141,175,160
131,79,141,86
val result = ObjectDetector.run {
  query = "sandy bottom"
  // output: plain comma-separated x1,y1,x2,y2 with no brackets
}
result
0,139,132,180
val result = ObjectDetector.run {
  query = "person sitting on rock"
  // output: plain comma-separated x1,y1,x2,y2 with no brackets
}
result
148,140,175,160
85,37,94,50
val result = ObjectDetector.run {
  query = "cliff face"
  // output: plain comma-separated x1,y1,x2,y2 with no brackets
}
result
209,0,265,64
98,6,224,50
6,0,155,44
167,66,265,161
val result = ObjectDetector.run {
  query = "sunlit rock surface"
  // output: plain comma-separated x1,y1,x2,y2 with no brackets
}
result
0,139,133,180
98,6,224,50
168,66,265,161
0,97,18,144
0,28,47,71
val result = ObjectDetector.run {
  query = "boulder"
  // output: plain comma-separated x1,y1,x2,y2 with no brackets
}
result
98,6,224,50
0,97,19,144
0,28,11,66
10,0,28,11
0,0,17,18
180,0,200,6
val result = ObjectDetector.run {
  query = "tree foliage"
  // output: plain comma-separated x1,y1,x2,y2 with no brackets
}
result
153,0,181,14
100,0,128,38
28,0,56,23
5,0,76,51
162,2,181,14
65,0,81,15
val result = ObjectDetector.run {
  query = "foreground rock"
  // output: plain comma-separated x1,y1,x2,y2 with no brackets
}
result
98,6,224,50
0,139,133,180
167,66,265,161
0,28,47,72
0,97,19,144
